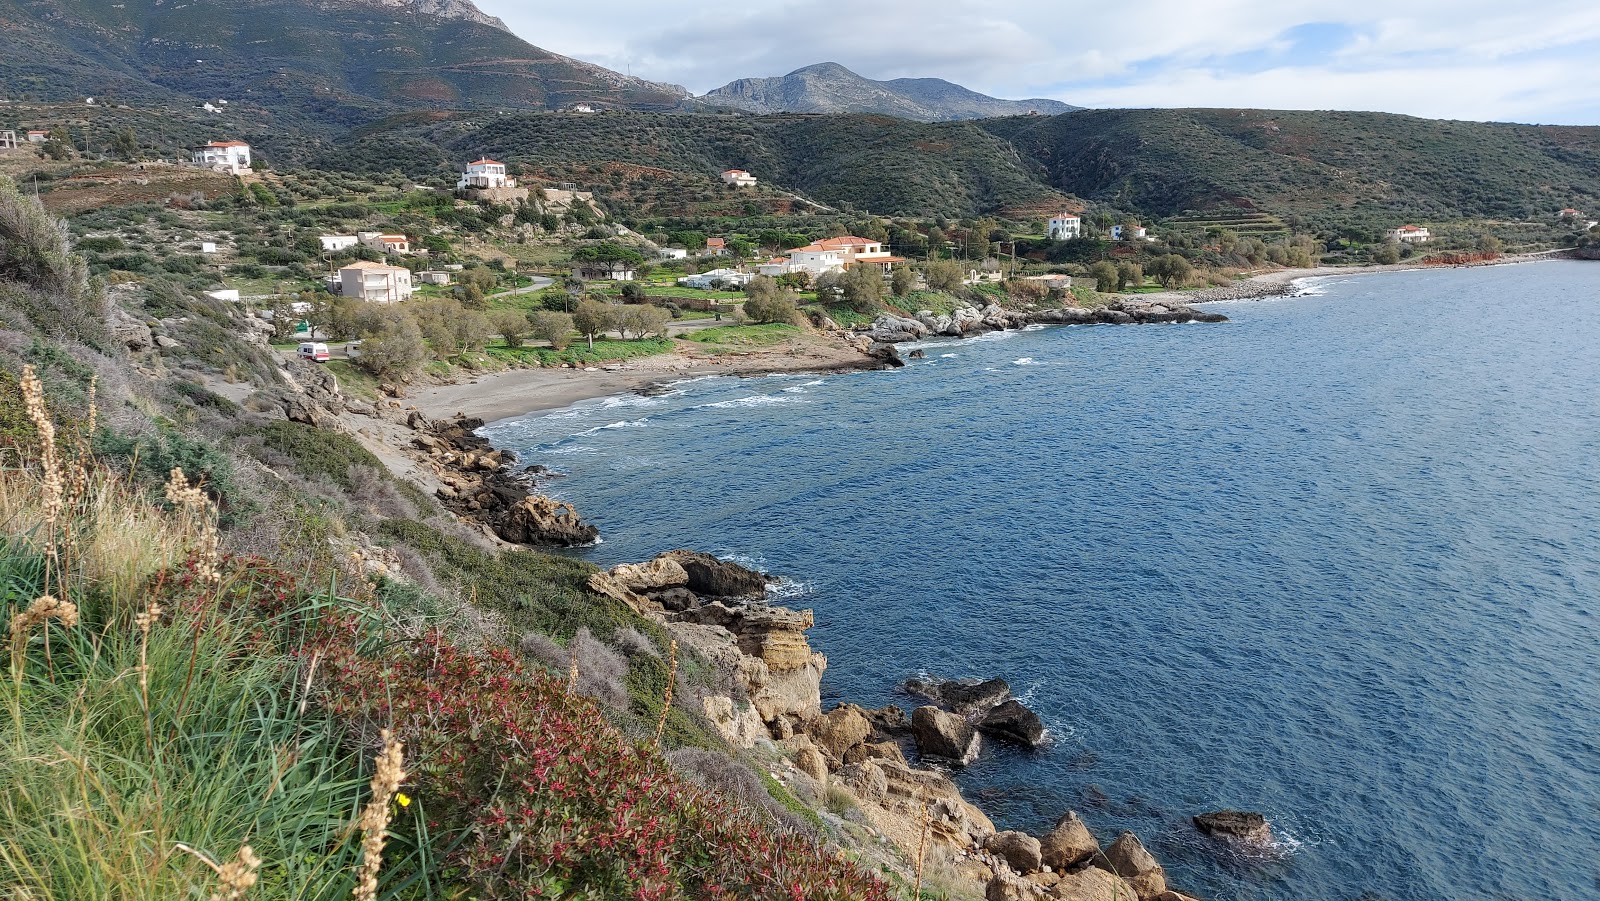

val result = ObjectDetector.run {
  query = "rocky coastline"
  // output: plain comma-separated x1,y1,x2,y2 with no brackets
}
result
857,298,1229,348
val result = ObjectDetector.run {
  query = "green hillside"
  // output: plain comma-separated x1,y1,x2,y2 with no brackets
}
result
0,0,686,133
982,109,1600,233
325,111,1067,217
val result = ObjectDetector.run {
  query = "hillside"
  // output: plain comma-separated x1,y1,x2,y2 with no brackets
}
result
0,0,687,133
701,62,1077,121
327,111,1068,217
982,109,1600,232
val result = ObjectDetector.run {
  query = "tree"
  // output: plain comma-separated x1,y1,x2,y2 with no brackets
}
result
1148,254,1193,288
572,299,614,349
1476,234,1503,256
355,309,427,381
1372,241,1402,265
492,310,529,348
926,226,947,257
726,237,753,259
619,281,645,303
743,277,798,323
836,265,884,313
1116,262,1144,292
890,265,915,298
109,128,138,162
268,295,299,341
528,310,574,350
43,127,72,161
1089,261,1119,293
923,258,964,292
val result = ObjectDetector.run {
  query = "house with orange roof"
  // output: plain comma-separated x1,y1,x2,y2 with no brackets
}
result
192,140,251,174
359,231,411,255
720,169,757,187
1385,225,1431,244
704,237,728,256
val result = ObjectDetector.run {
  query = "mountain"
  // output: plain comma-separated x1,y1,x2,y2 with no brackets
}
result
0,0,688,131
982,108,1600,231
700,62,1076,121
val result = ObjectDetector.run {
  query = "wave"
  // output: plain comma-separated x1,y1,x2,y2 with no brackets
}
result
1012,357,1039,366
782,378,827,394
940,353,959,359
1022,323,1047,331
572,418,651,437
701,393,804,410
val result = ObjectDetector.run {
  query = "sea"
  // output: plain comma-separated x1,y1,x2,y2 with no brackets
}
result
483,260,1600,901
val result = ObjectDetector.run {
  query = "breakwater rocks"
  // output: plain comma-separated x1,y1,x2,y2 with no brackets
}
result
864,300,1227,344
407,412,600,546
592,552,1211,900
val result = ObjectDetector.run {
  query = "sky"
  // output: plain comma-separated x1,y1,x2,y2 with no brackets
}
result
473,0,1600,125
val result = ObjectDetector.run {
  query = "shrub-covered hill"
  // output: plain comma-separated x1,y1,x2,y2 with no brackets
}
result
981,108,1600,233
328,111,1067,217
0,0,686,133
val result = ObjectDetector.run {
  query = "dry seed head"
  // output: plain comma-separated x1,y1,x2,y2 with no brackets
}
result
135,601,163,635
9,595,80,641
209,844,261,901
353,729,406,901
85,375,98,438
19,365,63,526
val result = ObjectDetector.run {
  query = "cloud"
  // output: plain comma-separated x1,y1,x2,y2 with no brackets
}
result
475,0,1600,123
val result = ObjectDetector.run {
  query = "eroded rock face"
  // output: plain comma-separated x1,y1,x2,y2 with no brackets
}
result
1193,810,1273,846
1093,832,1166,900
495,495,599,546
985,830,1043,875
806,704,872,760
979,699,1046,748
1040,811,1099,871
985,872,1032,901
663,550,768,598
699,694,766,749
911,705,980,765
1051,866,1139,901
609,557,690,592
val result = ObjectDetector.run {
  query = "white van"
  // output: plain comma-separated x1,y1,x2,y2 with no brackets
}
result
296,342,330,363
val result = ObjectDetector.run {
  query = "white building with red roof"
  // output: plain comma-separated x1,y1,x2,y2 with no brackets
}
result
1386,225,1431,244
457,158,515,190
339,261,413,303
358,231,411,255
720,169,757,187
192,140,252,174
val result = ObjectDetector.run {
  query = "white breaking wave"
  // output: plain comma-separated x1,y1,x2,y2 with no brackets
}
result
940,353,959,359
1022,323,1046,331
1012,357,1039,366
571,418,650,437
766,576,814,601
701,393,804,409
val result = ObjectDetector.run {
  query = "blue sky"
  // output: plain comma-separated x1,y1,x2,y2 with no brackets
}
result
474,1,1600,124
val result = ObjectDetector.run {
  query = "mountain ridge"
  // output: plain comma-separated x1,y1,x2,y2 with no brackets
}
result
700,62,1077,121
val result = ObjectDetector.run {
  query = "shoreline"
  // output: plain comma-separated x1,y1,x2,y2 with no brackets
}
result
1183,248,1571,305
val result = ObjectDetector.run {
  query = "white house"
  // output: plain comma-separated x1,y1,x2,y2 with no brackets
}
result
703,237,729,256
757,257,791,277
572,261,637,281
456,158,515,190
319,235,359,253
0,131,17,151
339,261,413,303
571,103,598,114
1110,224,1148,241
720,169,757,188
25,130,49,143
358,232,410,255
677,268,752,289
200,242,218,254
417,270,452,286
765,236,903,277
1386,225,1431,244
204,288,240,303
658,248,688,260
1047,214,1082,240
783,246,845,276
193,140,252,174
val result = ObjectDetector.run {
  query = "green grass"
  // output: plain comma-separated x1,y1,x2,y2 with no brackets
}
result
684,323,800,349
485,336,675,367
324,360,379,400
0,542,370,901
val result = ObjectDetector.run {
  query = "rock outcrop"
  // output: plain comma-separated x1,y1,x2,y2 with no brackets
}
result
1193,810,1273,846
978,699,1046,748
985,831,1044,874
1093,832,1167,900
496,495,599,546
1039,811,1099,870
905,676,1012,715
911,705,980,765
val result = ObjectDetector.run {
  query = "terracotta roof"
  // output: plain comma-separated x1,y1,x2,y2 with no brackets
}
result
469,158,503,166
378,235,408,241
765,257,790,264
722,169,748,175
814,236,876,248
204,140,249,148
340,261,406,271
706,237,726,246
1051,213,1080,219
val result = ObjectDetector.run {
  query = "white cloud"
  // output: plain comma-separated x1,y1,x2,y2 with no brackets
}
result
474,0,1600,123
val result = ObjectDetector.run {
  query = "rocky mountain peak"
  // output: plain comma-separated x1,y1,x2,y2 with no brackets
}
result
342,0,509,31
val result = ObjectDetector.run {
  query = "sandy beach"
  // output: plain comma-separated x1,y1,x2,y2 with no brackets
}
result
410,341,875,423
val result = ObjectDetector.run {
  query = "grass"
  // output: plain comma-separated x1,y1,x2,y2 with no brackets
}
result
685,323,800,349
485,336,675,367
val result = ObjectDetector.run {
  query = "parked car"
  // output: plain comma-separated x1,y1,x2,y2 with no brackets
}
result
297,341,330,363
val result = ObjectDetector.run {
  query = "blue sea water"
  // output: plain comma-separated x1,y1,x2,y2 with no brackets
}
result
483,261,1600,901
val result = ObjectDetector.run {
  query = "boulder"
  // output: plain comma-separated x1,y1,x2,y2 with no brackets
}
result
699,695,765,749
608,557,690,593
865,704,911,735
1193,810,1273,846
985,872,1033,901
865,313,929,343
806,704,872,760
866,341,905,368
662,550,767,598
794,746,829,784
984,831,1043,875
1050,866,1139,901
835,760,887,803
911,705,980,765
905,677,1012,715
1092,832,1166,900
1154,893,1203,901
861,740,908,766
494,496,599,546
1039,811,1098,871
978,699,1046,748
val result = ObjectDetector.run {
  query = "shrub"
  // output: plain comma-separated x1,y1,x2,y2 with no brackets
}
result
528,310,575,350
